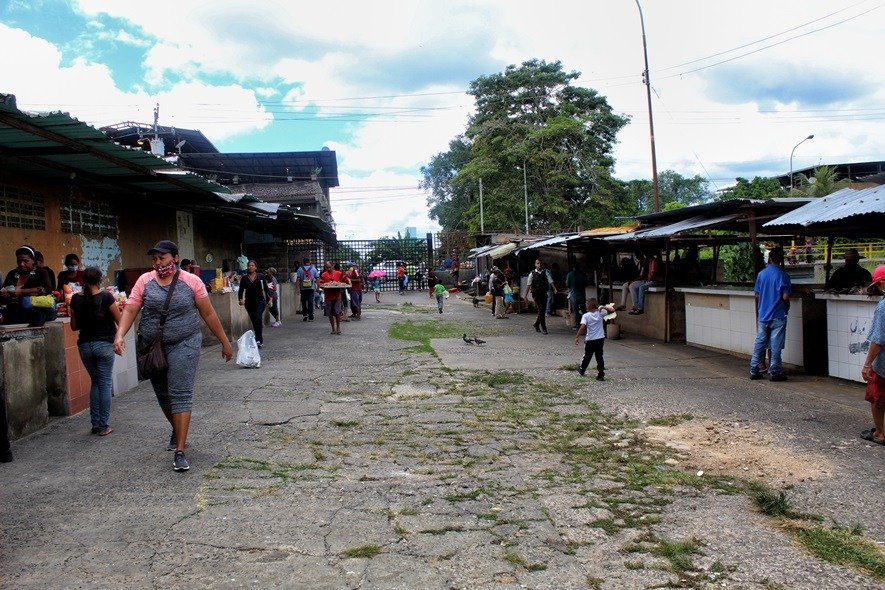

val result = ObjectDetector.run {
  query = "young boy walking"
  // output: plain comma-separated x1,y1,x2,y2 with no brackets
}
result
431,280,446,314
575,298,615,381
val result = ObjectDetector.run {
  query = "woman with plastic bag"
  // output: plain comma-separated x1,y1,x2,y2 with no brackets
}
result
238,260,272,347
114,240,233,472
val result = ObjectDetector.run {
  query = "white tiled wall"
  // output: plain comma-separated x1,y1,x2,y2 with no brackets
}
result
826,299,877,383
685,293,804,366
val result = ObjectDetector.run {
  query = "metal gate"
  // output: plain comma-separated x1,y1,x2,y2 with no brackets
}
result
333,233,435,291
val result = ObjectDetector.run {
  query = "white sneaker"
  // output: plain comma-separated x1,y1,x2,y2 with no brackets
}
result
271,321,282,327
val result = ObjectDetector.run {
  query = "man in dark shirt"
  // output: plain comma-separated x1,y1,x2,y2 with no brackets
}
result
826,249,872,291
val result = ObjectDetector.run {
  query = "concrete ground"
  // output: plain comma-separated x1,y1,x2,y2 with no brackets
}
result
2,291,883,589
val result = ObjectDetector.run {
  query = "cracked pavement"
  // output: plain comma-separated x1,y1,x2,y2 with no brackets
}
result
2,293,883,589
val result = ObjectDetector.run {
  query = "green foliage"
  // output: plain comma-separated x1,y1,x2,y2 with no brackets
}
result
627,170,712,215
748,482,796,518
721,242,755,282
342,545,381,558
793,165,851,197
718,176,786,201
388,320,472,355
422,59,630,232
365,231,426,264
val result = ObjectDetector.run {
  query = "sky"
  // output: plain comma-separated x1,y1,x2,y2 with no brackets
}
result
1,0,882,239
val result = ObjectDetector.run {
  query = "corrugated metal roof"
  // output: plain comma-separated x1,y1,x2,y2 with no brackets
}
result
580,225,638,237
0,103,230,196
763,186,885,227
484,242,519,259
637,214,742,238
515,234,576,251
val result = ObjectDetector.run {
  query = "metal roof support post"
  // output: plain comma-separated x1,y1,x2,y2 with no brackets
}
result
825,235,834,286
664,239,671,343
748,217,761,277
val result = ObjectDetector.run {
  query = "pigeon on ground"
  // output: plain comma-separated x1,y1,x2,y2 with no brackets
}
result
462,334,475,345
472,297,479,307
473,336,486,345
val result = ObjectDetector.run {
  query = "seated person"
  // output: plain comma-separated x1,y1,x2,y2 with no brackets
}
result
57,252,85,291
826,248,872,291
1,245,56,327
617,254,646,311
35,251,56,293
629,253,663,315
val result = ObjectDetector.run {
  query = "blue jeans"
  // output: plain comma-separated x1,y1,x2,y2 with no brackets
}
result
436,294,444,312
632,280,661,311
750,316,787,376
546,286,554,314
78,341,115,430
569,297,586,328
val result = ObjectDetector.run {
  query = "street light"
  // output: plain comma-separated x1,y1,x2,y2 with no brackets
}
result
789,134,814,192
635,0,660,213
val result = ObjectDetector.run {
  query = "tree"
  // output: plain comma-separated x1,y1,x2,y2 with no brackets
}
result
423,60,630,233
366,231,425,263
717,176,786,201
793,165,850,197
624,171,711,215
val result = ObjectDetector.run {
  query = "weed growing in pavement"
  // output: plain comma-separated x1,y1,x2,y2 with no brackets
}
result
789,523,885,580
389,319,473,355
343,545,381,558
332,419,359,428
502,552,527,567
651,537,704,574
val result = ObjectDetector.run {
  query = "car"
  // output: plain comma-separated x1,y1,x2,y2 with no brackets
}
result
370,261,405,283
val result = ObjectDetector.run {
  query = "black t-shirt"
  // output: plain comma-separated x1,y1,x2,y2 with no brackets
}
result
1,268,53,300
70,291,117,344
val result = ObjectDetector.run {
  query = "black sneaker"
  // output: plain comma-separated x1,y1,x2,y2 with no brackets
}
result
1,449,12,463
769,373,788,382
173,451,190,472
596,374,605,381
578,368,586,376
749,373,763,381
166,434,177,451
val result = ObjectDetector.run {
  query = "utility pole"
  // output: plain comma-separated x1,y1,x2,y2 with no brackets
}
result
523,160,529,235
636,0,660,212
479,178,484,233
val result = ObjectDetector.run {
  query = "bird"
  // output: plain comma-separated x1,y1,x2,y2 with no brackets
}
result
472,296,479,307
462,334,475,345
473,336,486,346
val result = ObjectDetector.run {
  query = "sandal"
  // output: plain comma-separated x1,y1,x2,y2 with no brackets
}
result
859,429,885,445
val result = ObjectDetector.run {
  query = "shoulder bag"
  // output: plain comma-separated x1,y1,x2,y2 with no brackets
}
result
137,271,180,379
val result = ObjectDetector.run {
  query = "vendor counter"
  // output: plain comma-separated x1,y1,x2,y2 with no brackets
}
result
815,292,882,383
594,285,682,342
44,318,138,416
676,287,826,373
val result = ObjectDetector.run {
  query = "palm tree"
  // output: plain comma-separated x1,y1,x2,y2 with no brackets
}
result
793,165,851,197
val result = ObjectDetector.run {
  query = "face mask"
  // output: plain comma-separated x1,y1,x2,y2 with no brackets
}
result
155,261,176,278
66,265,78,273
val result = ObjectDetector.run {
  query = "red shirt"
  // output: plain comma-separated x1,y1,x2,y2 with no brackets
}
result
320,270,344,301
396,266,405,278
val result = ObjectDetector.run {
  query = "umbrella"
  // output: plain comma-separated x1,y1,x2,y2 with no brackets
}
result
368,269,386,279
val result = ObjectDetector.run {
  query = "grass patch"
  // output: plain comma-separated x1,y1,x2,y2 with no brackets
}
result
651,538,703,573
503,552,527,567
444,488,485,503
481,370,527,387
647,414,694,427
790,524,885,580
389,319,472,355
332,419,359,428
747,482,799,519
343,544,381,558
399,506,418,516
590,518,620,535
559,363,581,371
624,560,645,570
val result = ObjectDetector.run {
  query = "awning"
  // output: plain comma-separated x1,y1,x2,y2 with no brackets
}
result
515,234,577,252
484,242,519,259
637,214,742,238
763,186,885,228
469,244,499,259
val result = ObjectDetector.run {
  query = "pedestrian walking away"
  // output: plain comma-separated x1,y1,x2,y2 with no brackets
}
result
566,264,588,330
575,298,614,381
860,265,885,445
238,260,272,347
525,259,556,334
345,264,363,319
69,267,123,437
114,240,233,472
749,247,791,381
296,257,318,321
432,280,446,313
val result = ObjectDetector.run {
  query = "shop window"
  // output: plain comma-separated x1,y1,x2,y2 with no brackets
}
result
0,184,46,230
60,199,118,238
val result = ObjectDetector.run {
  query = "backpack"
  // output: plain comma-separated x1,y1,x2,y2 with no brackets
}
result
299,266,314,289
531,269,549,292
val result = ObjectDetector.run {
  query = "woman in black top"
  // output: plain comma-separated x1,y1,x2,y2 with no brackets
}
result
1,245,55,326
238,260,271,347
70,268,122,436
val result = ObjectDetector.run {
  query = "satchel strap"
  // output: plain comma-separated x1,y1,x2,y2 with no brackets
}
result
158,271,180,329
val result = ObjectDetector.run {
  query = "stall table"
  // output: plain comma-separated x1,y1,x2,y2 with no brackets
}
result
816,292,882,383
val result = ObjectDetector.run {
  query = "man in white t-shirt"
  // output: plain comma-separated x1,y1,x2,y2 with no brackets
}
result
574,298,615,381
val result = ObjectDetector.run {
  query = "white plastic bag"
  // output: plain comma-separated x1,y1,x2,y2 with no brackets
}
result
236,330,261,368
